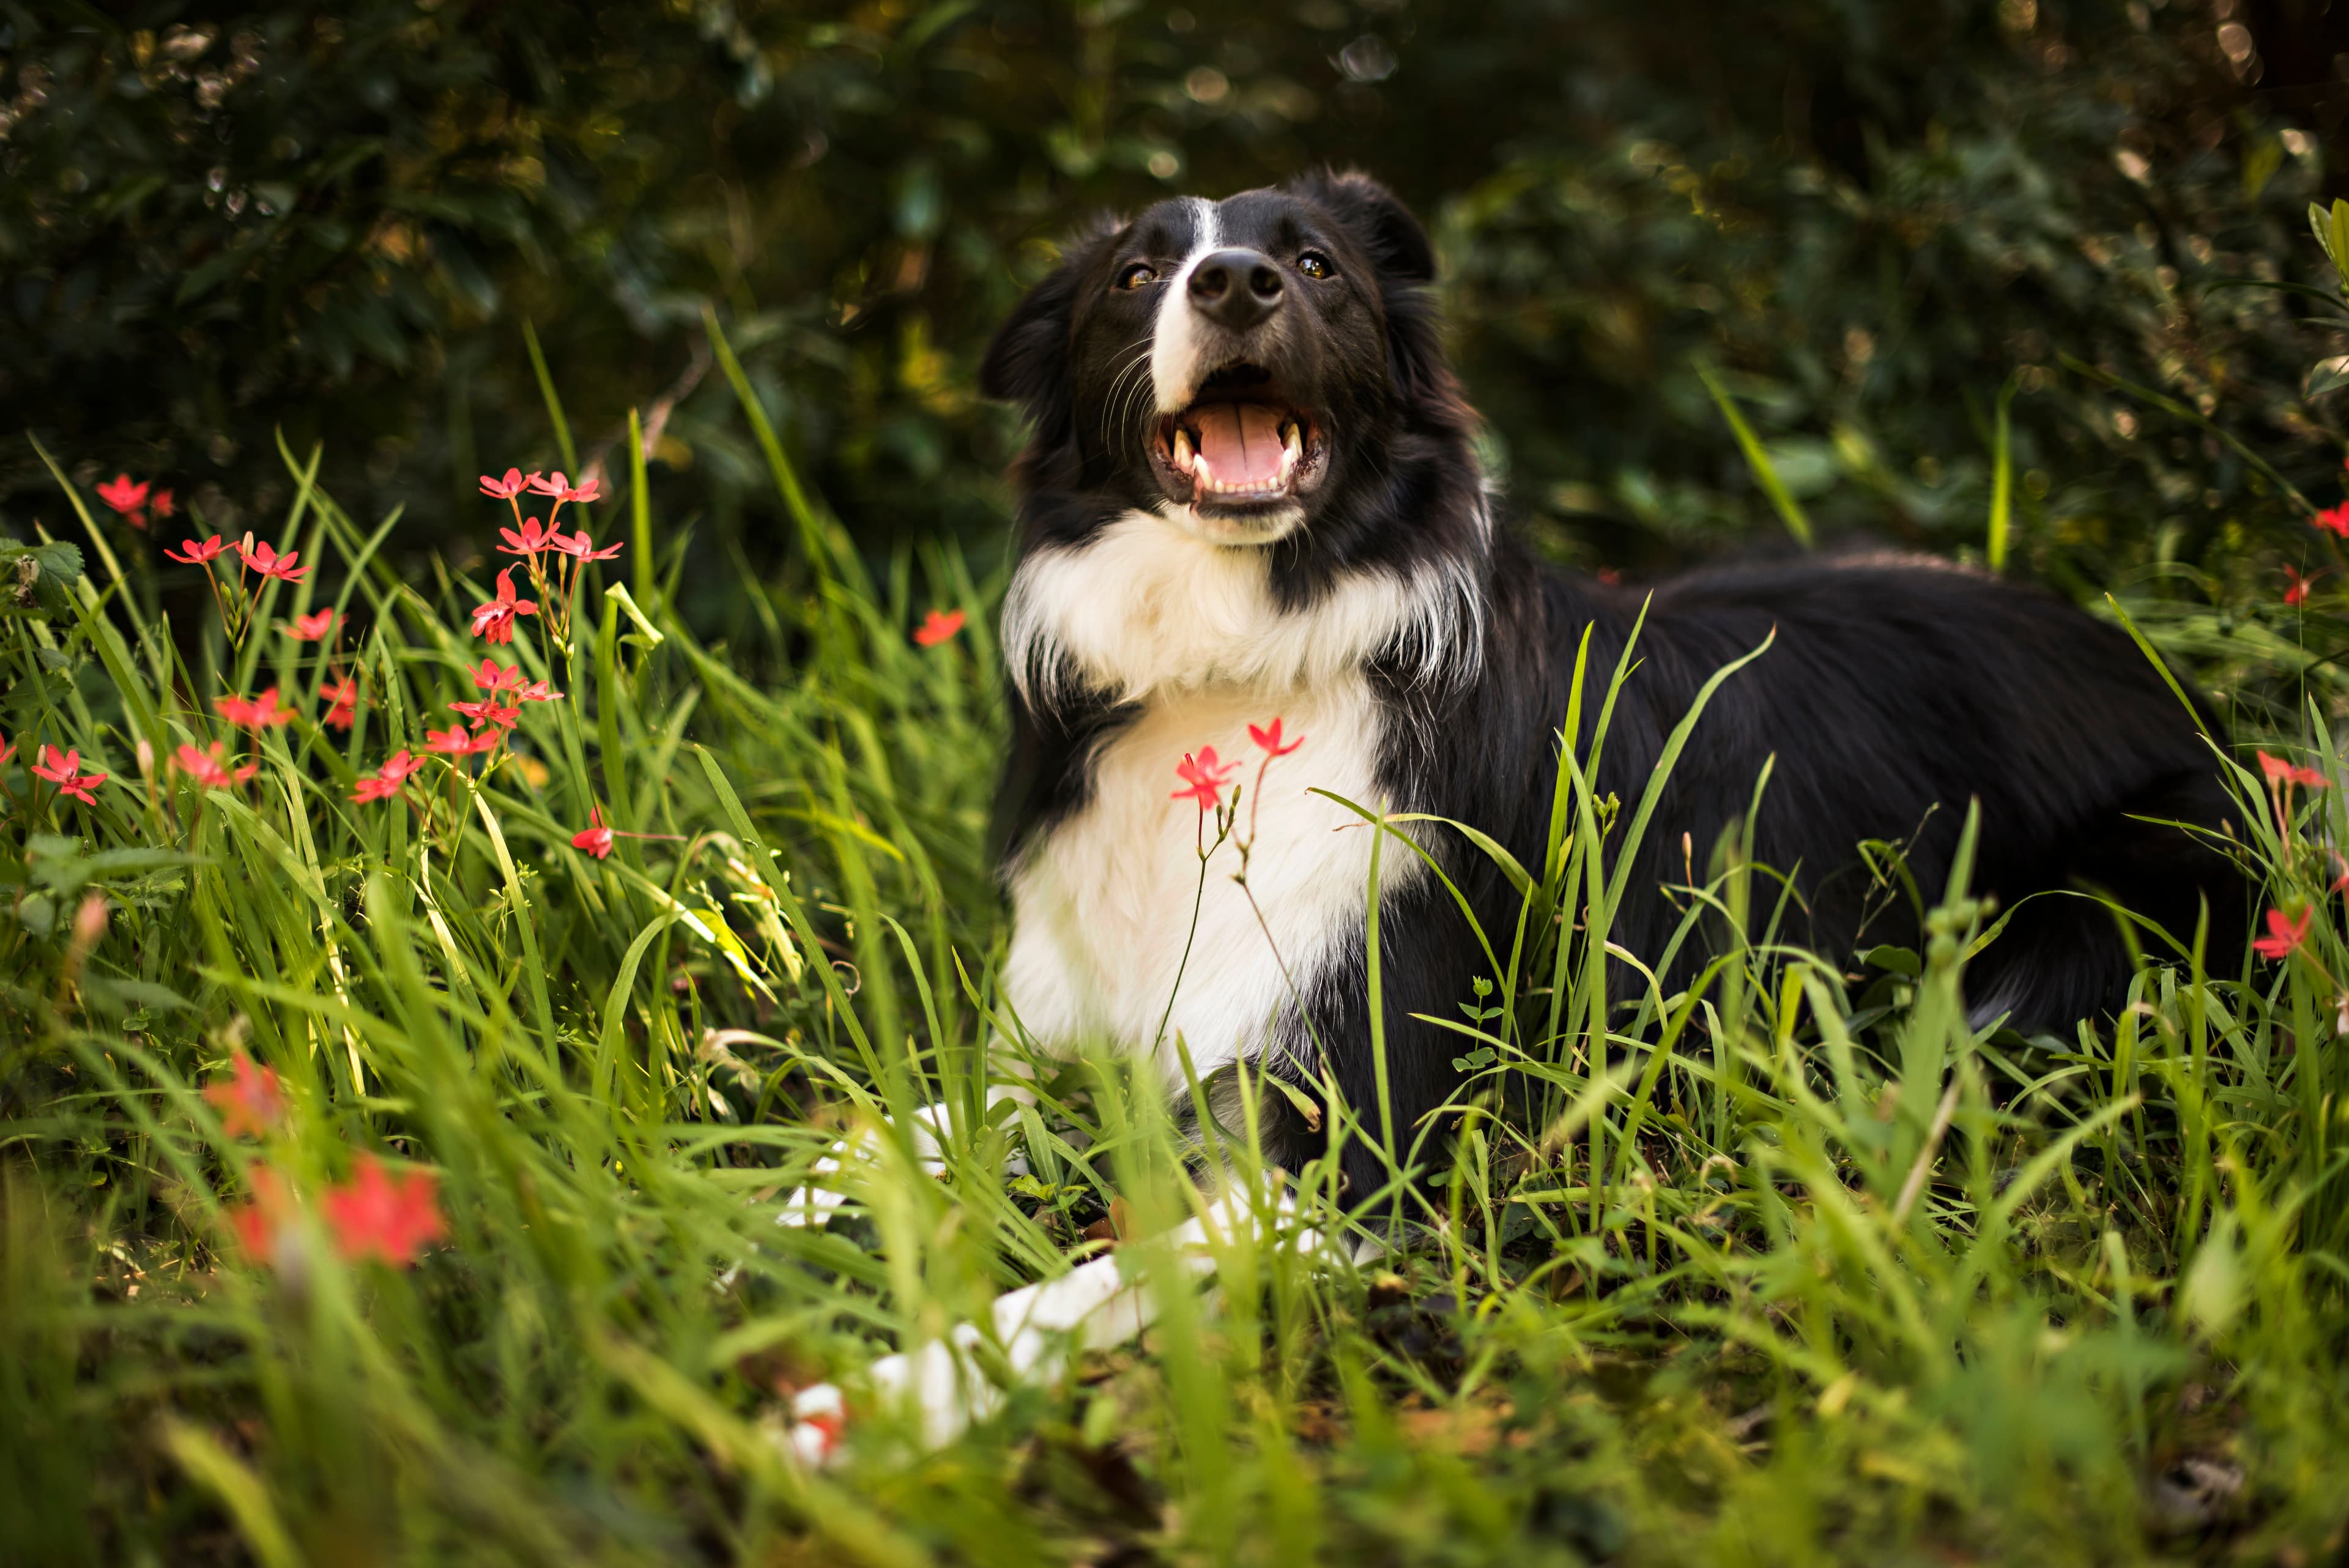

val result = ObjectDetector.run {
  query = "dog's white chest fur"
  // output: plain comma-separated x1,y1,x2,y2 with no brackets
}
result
999,511,1460,1078
1002,680,1402,1078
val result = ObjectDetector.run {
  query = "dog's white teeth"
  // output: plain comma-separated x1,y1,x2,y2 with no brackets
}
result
1279,421,1302,477
1195,475,1282,497
1173,427,1194,472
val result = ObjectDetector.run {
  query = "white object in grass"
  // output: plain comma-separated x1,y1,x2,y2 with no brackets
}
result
776,1095,1028,1229
783,1186,1321,1465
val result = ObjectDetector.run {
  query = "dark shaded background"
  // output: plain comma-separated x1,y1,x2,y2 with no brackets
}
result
6,0,2349,632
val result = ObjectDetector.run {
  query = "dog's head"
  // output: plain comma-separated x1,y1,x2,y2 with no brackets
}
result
981,171,1466,549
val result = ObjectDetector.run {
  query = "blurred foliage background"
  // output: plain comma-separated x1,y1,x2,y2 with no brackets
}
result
6,0,2349,625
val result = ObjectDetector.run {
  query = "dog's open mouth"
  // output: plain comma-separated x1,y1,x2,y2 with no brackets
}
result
1151,365,1326,510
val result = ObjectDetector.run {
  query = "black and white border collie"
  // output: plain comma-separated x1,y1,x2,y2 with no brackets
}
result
978,171,2245,1193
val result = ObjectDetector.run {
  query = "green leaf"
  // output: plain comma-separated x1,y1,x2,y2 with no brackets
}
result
0,538,86,619
2306,356,2349,399
1697,362,1814,548
1986,377,2015,571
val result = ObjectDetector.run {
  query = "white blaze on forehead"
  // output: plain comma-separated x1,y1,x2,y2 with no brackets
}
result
1149,196,1223,415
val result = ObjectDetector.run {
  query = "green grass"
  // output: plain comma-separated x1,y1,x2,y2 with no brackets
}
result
4,359,2349,1567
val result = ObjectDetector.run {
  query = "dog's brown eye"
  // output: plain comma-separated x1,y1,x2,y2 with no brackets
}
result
1297,251,1333,280
1117,263,1158,290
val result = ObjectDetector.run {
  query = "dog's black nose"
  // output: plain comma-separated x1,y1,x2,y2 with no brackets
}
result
1187,248,1284,332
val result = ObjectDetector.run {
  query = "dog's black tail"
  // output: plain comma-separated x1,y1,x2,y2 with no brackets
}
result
1967,767,2251,1031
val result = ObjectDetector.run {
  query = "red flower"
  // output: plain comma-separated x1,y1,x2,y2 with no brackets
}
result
2285,567,2322,607
0,734,13,767
429,726,499,757
228,1167,297,1266
527,470,601,506
2315,503,2349,538
514,678,562,704
448,699,521,731
203,1050,286,1138
165,534,230,566
1171,747,1239,808
97,473,150,521
174,742,258,789
2253,905,2314,962
573,823,616,859
497,516,558,557
2258,750,2329,790
470,568,539,644
319,676,359,732
151,489,176,521
468,658,524,693
479,468,537,500
1247,718,1305,759
284,607,337,642
913,608,966,648
351,750,420,804
214,688,295,730
322,1154,447,1268
796,1406,847,1463
31,745,107,804
239,539,308,583
550,529,624,562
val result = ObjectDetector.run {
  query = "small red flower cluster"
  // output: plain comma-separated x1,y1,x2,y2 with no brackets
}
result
476,466,620,647
203,1051,447,1271
2253,907,2312,962
2258,750,2327,792
1171,718,1304,811
352,750,423,804
214,687,296,730
472,568,539,645
165,530,321,652
913,608,965,648
164,532,308,581
321,1156,449,1267
174,742,259,790
31,744,108,805
347,656,564,807
285,607,337,643
2250,749,2337,968
2293,458,2349,600
1171,748,1238,809
320,677,360,732
566,801,671,861
573,802,618,860
97,473,174,531
204,1049,286,1137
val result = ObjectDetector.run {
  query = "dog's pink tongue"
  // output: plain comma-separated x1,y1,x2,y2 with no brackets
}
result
1193,404,1286,483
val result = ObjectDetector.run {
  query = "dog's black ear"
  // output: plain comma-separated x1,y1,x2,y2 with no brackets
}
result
1296,169,1457,417
1298,169,1434,285
979,259,1080,413
979,217,1118,437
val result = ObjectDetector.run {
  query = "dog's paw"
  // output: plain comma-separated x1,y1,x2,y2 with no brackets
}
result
774,1098,1030,1227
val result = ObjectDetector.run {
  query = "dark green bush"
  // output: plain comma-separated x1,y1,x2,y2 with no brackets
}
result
3,1,2343,625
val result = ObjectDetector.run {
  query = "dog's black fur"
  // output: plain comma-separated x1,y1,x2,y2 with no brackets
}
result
980,172,2246,1191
